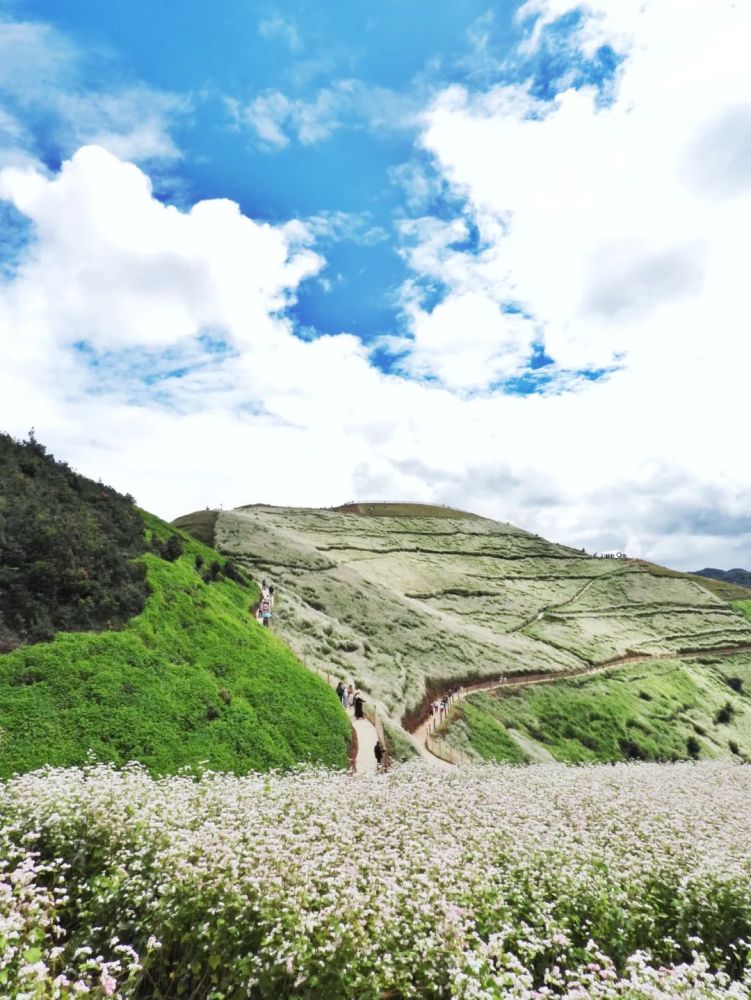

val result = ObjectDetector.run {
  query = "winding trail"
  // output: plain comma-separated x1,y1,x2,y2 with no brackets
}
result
350,708,379,774
414,643,751,765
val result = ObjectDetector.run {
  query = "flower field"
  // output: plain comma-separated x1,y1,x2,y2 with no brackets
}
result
2,762,751,999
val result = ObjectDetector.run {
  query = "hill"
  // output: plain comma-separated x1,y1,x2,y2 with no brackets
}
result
174,503,751,731
0,436,350,777
695,566,751,590
439,644,751,764
0,431,149,651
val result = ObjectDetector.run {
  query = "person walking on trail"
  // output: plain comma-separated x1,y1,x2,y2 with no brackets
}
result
374,740,384,770
354,692,365,720
347,683,355,709
336,680,345,705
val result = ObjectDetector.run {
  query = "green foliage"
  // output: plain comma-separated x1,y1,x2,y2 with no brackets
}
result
0,431,148,651
0,507,350,777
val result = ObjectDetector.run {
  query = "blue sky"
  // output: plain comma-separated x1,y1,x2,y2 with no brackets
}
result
1,0,751,569
7,0,615,360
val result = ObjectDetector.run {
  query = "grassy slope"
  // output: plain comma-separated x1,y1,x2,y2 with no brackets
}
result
442,653,751,764
184,505,751,725
0,511,350,777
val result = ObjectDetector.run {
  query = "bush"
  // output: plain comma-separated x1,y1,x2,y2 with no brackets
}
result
729,739,740,755
727,677,743,693
686,735,701,759
195,554,204,571
715,701,735,725
161,535,183,562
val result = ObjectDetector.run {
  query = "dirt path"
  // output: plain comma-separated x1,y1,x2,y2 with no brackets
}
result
416,643,751,766
349,708,379,774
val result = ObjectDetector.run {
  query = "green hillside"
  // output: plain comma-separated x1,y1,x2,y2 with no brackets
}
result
0,438,350,777
174,504,751,729
439,650,751,764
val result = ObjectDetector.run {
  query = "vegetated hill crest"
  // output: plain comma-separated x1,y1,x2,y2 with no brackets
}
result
174,502,751,724
695,567,751,590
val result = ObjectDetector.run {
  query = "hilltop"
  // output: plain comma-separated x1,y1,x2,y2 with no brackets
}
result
174,503,751,733
0,435,349,777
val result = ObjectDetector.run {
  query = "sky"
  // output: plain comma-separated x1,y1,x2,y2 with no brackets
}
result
1,0,750,571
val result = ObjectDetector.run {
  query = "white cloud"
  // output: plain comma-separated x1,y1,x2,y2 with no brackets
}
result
258,12,302,52
228,80,419,149
0,17,187,164
3,0,751,572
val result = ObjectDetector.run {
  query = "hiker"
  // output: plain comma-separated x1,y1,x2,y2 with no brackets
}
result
347,683,355,709
354,692,365,719
374,740,384,770
336,680,345,704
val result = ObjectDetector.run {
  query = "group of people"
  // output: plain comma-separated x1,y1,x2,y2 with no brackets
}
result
430,694,451,722
336,681,387,771
256,578,275,627
336,681,365,719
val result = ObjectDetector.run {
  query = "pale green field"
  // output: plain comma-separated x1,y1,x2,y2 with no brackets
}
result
174,505,751,726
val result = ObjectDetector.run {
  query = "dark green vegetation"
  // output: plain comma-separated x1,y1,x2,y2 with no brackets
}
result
0,438,350,777
696,566,751,589
0,432,149,651
640,559,751,602
442,654,751,764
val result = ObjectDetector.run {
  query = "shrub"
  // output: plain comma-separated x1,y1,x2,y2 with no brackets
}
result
195,554,204,570
727,677,743,693
161,535,184,562
715,701,735,725
729,739,740,755
686,735,701,759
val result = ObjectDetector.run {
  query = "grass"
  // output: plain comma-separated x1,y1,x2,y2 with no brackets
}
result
441,654,751,764
333,501,483,519
201,506,751,731
172,508,219,546
639,560,751,602
0,510,350,777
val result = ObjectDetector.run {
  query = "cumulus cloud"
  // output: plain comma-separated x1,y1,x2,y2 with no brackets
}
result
2,0,751,571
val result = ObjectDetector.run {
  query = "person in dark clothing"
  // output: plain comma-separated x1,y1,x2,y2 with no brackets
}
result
354,693,365,719
374,740,384,769
336,680,345,704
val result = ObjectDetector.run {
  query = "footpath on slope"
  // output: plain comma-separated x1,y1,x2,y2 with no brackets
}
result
414,642,751,765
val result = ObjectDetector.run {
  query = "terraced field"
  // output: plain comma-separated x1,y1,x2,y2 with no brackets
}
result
174,504,751,723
